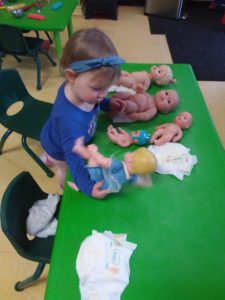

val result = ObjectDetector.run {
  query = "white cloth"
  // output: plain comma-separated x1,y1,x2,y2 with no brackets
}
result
36,218,58,238
26,193,60,237
76,230,137,300
108,85,136,95
148,142,198,180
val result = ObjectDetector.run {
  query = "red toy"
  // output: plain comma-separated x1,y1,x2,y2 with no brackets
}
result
28,13,45,20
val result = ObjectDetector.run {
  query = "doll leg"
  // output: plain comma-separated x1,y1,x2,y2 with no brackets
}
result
123,100,139,113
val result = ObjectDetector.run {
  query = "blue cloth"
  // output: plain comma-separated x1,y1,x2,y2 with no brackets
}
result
69,56,125,73
40,81,110,196
131,129,151,146
87,159,136,193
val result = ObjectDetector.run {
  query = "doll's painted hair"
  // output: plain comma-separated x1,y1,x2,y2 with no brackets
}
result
60,28,121,87
131,148,157,175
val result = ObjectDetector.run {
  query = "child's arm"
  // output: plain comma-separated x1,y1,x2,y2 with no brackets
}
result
59,121,107,198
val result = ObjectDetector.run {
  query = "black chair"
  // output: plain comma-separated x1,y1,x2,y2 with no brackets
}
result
23,30,54,45
0,24,57,90
0,68,54,177
0,172,58,291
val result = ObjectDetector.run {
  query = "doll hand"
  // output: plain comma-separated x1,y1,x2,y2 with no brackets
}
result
92,181,108,199
109,98,125,114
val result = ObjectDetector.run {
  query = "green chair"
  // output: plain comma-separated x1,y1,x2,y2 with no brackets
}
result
0,171,58,291
0,68,54,177
0,24,57,90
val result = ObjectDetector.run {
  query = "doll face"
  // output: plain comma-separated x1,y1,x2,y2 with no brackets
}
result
174,112,192,129
151,66,168,81
155,90,179,113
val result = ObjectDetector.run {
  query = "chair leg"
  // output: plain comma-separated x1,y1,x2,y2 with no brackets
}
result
13,55,22,63
44,31,53,44
15,262,46,291
22,136,54,177
0,53,3,70
40,49,57,67
0,129,12,154
34,54,42,90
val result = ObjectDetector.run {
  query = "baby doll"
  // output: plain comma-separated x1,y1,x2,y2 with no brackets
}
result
116,70,151,91
72,137,157,194
150,112,193,146
115,65,176,92
149,65,176,86
111,89,179,123
107,125,150,147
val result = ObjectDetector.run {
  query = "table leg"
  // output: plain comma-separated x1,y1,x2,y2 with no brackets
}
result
67,18,74,38
53,31,62,58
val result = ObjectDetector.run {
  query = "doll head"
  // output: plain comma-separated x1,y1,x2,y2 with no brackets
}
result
150,65,176,86
155,90,179,113
124,148,157,175
131,130,151,146
174,111,193,129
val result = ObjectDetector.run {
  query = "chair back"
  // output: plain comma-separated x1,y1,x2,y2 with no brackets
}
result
0,172,53,262
0,68,53,139
0,25,28,55
0,69,30,124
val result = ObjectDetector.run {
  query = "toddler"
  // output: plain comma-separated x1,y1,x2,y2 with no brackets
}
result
40,28,125,199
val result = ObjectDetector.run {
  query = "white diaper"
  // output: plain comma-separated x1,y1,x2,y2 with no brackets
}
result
76,230,137,300
148,142,198,180
26,193,60,237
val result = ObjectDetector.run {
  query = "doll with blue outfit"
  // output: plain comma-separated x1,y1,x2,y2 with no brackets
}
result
71,137,157,194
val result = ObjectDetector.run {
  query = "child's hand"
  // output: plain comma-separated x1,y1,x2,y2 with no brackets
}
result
92,181,108,199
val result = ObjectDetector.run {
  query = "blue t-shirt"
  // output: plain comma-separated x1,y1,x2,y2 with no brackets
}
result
40,81,110,196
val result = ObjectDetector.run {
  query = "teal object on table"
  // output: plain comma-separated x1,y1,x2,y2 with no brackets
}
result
45,64,225,300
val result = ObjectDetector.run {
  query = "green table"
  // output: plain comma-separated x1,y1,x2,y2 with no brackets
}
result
45,64,225,300
0,0,78,57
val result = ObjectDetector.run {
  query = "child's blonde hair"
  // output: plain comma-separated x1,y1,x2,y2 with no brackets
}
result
60,28,121,87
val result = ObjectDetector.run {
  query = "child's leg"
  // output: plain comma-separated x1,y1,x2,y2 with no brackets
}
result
40,152,55,167
45,153,67,193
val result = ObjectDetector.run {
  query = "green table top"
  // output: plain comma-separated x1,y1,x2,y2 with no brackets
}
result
45,64,225,300
0,0,77,31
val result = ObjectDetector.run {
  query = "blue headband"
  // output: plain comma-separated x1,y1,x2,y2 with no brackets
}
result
68,56,125,73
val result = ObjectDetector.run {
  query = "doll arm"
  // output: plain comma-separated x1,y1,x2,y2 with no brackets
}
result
150,128,166,145
86,145,112,168
73,137,112,168
121,70,129,77
154,123,171,130
171,128,183,142
128,106,157,121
